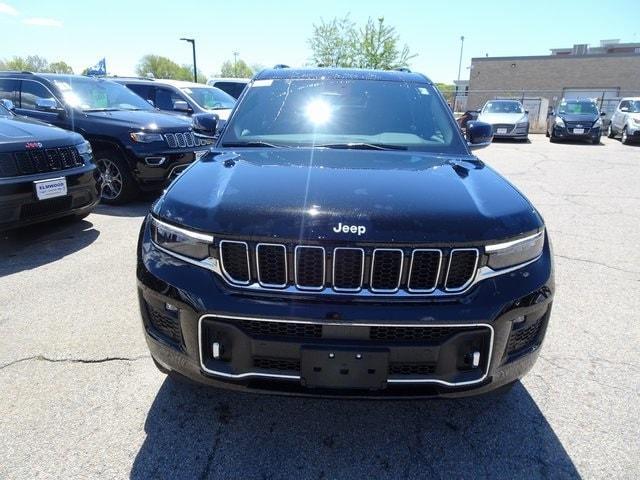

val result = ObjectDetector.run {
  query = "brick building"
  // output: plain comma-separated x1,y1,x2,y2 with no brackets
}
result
465,40,640,131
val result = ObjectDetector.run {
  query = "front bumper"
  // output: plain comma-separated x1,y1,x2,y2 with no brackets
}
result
553,125,601,141
126,147,209,192
492,123,529,139
0,164,99,231
136,220,554,398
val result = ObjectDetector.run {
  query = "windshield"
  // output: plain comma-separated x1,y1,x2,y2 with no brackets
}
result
482,101,523,114
627,100,640,113
182,86,235,110
220,78,465,153
51,77,154,112
0,103,11,117
558,101,598,115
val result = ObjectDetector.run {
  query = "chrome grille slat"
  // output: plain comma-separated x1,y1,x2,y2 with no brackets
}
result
370,248,403,293
213,241,481,296
164,132,199,149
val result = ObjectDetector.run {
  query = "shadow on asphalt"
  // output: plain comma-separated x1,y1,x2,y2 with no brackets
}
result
93,199,153,218
131,378,579,479
0,218,99,276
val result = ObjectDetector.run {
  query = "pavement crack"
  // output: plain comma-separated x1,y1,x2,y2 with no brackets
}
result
554,253,640,276
0,354,150,370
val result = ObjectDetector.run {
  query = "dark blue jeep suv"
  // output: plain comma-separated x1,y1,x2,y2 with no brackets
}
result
0,73,215,203
137,68,554,398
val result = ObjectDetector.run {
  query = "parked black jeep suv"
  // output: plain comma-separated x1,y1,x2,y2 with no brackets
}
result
137,68,554,398
0,73,215,203
0,100,98,231
546,98,604,144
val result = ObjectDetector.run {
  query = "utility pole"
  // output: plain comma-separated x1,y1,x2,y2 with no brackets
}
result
180,38,197,83
457,35,465,83
233,51,239,77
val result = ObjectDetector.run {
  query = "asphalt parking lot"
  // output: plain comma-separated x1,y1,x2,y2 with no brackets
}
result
1,135,639,479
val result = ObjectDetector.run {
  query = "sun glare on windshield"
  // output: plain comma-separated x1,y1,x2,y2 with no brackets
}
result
305,99,332,125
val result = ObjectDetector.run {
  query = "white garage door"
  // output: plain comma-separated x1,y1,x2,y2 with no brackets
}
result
562,88,619,102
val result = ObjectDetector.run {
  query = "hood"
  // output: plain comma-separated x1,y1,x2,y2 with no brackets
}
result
77,109,191,132
477,112,527,125
557,112,598,123
154,149,542,244
0,115,83,150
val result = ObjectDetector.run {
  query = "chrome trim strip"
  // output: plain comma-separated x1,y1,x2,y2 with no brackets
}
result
151,216,214,243
256,243,288,288
332,247,365,292
370,248,404,293
294,245,326,291
444,248,479,292
407,249,442,293
197,313,494,386
485,230,544,253
219,240,251,286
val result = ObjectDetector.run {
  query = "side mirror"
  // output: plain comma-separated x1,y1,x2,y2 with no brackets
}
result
192,112,218,136
1,99,15,111
548,110,555,116
466,121,493,150
173,100,191,113
600,111,607,117
524,110,529,115
35,98,62,112
620,107,629,112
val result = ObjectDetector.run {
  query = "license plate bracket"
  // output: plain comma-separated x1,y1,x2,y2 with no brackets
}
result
33,177,67,200
496,128,508,134
300,347,389,390
573,128,584,134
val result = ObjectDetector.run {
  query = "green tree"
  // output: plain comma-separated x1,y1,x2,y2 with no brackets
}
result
308,16,416,70
2,55,50,72
135,55,207,83
48,61,74,74
308,16,358,67
219,59,253,78
435,83,456,104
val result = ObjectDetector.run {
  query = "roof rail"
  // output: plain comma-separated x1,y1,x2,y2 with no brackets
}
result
394,67,411,73
273,64,290,69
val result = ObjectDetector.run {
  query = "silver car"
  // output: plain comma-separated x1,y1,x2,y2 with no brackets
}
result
477,100,529,140
608,97,640,145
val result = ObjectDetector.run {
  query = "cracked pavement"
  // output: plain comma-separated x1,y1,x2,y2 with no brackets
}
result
1,136,639,479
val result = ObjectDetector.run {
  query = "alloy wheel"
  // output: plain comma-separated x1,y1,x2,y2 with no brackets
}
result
96,158,123,201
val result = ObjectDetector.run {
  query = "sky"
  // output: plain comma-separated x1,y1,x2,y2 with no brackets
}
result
1,0,638,83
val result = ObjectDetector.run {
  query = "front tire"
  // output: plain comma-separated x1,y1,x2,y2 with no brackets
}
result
621,127,630,145
607,124,615,138
592,136,601,145
95,149,139,204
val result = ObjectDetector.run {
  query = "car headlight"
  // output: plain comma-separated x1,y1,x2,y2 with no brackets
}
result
149,216,213,260
517,119,529,127
631,117,640,126
76,140,92,155
593,118,603,128
555,117,565,127
130,131,164,143
485,230,545,270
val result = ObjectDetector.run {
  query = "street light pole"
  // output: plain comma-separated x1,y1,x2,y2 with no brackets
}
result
233,51,239,76
180,38,197,83
457,35,465,83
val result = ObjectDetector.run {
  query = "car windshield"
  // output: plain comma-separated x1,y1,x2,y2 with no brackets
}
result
182,86,235,110
483,101,523,114
51,77,154,112
220,78,465,153
558,101,598,115
0,103,11,117
627,100,640,113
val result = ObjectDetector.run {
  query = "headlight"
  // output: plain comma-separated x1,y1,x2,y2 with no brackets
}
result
517,119,529,127
76,140,92,155
150,216,213,260
130,131,164,143
593,118,603,128
631,117,640,126
485,230,545,270
555,117,565,127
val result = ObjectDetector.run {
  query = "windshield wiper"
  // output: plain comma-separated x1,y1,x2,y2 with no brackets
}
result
317,142,408,151
221,141,284,148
